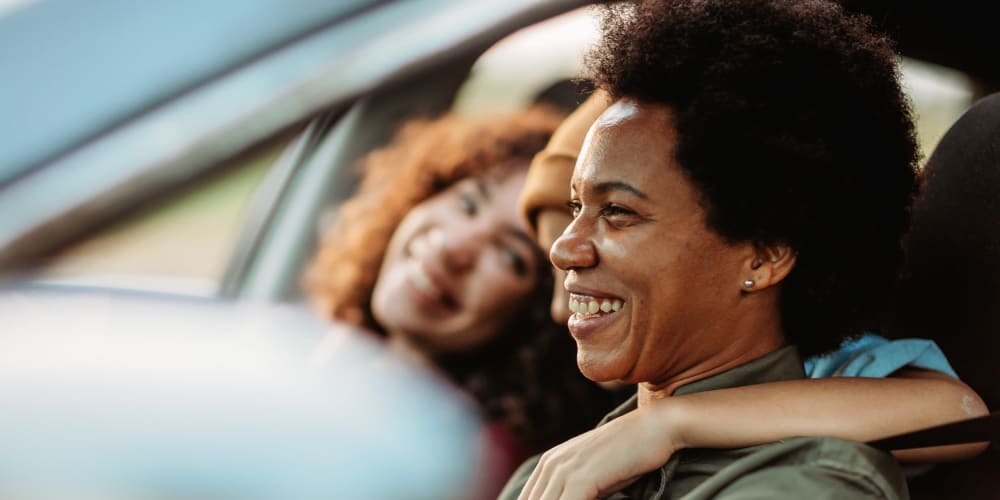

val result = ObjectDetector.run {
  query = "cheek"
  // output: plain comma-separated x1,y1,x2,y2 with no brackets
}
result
600,231,678,292
598,234,630,261
465,265,537,319
442,270,536,353
382,209,427,260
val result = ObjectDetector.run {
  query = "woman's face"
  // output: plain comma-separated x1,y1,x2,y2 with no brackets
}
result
550,100,753,385
371,167,541,355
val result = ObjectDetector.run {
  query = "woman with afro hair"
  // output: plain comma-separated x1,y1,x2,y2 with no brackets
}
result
504,1,988,499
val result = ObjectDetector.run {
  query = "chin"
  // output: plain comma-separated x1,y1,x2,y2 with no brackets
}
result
575,351,625,383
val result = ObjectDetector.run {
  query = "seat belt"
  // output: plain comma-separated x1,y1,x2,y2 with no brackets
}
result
868,411,999,451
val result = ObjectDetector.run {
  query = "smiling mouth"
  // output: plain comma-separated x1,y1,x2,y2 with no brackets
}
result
568,293,624,317
410,264,458,310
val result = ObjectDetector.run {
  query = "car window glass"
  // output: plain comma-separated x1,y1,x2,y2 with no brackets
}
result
901,57,975,161
453,6,597,114
35,135,292,296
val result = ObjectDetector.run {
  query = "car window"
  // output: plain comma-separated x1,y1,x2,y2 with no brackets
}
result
33,5,980,301
901,57,975,161
35,134,293,296
453,6,597,114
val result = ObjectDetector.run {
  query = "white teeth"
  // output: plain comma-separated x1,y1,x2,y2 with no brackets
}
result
411,266,442,299
567,296,625,317
570,298,584,313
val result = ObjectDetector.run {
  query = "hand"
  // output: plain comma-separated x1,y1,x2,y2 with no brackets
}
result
517,402,682,500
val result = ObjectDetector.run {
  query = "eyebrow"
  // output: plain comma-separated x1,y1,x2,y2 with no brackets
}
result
574,180,649,200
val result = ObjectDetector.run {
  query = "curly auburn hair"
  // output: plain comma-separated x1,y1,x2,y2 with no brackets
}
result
587,0,920,357
304,107,616,453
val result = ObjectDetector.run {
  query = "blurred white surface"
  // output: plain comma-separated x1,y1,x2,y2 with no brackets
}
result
0,289,484,500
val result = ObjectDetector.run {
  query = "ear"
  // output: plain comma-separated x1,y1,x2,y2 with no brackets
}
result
740,243,797,292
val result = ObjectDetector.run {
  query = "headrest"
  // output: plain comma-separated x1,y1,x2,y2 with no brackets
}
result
894,92,1000,500
892,92,1000,409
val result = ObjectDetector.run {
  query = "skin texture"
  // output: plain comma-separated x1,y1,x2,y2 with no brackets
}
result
371,168,540,356
549,101,789,395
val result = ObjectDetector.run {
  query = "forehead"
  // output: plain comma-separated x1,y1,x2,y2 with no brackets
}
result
451,167,529,219
486,167,528,214
573,100,678,190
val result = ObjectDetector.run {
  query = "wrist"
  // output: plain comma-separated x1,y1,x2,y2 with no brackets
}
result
655,397,691,452
635,398,687,462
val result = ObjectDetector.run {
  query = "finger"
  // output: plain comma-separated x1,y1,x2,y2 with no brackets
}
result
517,471,538,500
518,455,550,500
548,459,605,500
536,464,567,500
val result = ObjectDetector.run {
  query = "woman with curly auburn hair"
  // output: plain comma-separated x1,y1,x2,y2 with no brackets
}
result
304,106,617,491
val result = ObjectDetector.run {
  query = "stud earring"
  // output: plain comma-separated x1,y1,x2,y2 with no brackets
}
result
742,279,755,290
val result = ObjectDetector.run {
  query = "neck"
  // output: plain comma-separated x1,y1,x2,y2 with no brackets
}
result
638,292,787,406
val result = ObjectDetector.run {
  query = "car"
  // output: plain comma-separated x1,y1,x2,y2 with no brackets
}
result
0,0,996,498
0,0,593,497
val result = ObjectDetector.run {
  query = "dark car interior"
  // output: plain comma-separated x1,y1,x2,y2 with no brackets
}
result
838,3,1000,497
884,92,1000,500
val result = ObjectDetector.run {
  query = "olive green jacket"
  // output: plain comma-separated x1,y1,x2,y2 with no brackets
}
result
498,347,909,499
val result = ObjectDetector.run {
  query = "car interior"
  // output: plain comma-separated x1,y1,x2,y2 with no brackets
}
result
0,0,997,497
19,4,989,300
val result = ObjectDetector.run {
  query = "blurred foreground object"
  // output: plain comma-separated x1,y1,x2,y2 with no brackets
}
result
0,288,483,500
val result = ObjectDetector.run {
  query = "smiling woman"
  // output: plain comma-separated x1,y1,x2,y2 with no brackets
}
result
372,168,540,355
500,1,957,498
556,103,790,388
303,107,617,496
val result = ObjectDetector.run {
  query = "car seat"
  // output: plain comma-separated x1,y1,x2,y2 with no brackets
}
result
889,92,1000,499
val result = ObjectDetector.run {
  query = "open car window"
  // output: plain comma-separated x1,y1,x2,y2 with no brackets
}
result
34,133,294,296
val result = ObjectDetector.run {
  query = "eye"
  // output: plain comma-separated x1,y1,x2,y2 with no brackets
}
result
500,246,528,276
599,203,640,227
600,204,634,217
566,200,582,218
459,192,478,216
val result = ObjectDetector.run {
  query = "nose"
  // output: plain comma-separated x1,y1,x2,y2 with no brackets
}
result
549,220,598,272
430,224,488,273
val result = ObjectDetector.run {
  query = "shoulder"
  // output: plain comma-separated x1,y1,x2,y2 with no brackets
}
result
690,437,908,500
